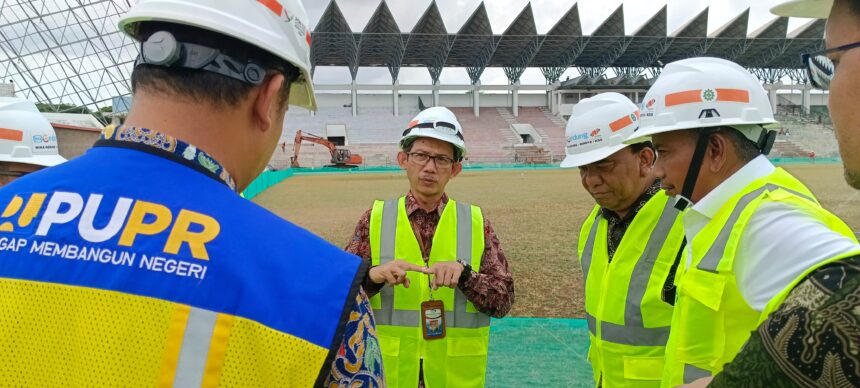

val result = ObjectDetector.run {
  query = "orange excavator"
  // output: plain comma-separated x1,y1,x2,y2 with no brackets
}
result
290,130,363,168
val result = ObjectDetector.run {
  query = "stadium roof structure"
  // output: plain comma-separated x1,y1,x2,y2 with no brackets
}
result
0,0,136,115
313,0,825,85
0,0,825,114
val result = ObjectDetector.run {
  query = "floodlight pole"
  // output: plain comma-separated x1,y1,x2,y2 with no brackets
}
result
473,81,481,118
351,80,358,117
512,81,520,118
393,80,399,116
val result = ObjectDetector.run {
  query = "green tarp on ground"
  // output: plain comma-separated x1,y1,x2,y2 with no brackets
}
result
487,318,592,387
242,158,842,200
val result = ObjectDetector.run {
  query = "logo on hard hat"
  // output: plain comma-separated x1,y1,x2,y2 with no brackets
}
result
32,134,57,143
567,130,604,148
701,89,717,102
568,133,589,143
645,99,656,109
642,98,657,118
257,0,311,47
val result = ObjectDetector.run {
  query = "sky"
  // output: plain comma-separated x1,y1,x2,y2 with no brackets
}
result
302,0,816,86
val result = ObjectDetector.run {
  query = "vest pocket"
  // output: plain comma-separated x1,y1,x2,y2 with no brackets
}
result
378,334,400,356
682,269,725,311
622,355,665,381
446,337,489,357
444,337,489,388
677,269,727,363
378,335,401,387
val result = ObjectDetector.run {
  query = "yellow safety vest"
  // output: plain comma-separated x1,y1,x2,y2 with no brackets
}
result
369,197,489,388
578,191,686,387
661,168,858,387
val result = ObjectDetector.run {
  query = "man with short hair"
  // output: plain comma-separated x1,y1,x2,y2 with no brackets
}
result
561,92,686,387
345,106,514,387
626,56,860,387
0,97,66,186
0,1,381,386
686,1,860,386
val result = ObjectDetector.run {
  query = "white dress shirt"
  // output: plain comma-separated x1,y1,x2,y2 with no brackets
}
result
682,155,860,311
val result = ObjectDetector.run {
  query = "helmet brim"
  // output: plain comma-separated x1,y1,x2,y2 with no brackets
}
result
771,0,831,18
560,143,629,169
401,131,466,156
0,153,67,168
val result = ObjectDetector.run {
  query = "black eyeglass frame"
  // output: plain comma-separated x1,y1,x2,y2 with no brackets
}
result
802,41,860,89
405,152,457,168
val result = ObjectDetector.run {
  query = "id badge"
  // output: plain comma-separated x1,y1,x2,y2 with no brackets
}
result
421,300,446,340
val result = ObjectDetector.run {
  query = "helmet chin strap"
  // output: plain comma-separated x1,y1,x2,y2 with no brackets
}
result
674,131,712,211
756,127,777,155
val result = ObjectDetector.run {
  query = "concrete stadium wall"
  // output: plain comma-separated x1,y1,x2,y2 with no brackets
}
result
55,128,99,160
777,92,829,106
312,92,548,113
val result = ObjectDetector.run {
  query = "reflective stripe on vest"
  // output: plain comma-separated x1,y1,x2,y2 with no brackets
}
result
580,212,600,290
174,307,218,386
697,184,815,273
372,199,489,329
580,198,678,346
586,312,597,336
684,364,712,384
374,199,399,325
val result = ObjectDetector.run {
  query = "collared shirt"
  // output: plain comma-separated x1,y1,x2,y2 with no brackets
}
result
711,255,860,386
346,192,515,318
101,127,383,387
683,155,860,310
600,180,662,260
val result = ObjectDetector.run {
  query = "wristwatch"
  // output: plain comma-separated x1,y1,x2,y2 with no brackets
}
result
456,258,473,283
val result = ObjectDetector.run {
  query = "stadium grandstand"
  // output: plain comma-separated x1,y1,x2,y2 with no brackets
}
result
0,0,833,166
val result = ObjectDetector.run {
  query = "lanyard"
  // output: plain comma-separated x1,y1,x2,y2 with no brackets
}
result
410,217,436,300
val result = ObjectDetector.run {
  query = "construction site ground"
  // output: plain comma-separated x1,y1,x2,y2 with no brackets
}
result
253,163,860,386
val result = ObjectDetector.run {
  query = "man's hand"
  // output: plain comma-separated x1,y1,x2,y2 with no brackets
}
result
427,261,465,290
369,260,428,287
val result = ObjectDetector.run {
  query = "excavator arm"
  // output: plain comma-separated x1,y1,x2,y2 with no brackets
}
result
290,130,362,168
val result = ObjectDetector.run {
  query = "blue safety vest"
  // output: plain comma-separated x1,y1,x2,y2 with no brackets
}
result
0,144,365,386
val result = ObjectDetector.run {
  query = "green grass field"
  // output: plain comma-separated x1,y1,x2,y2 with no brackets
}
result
253,164,860,318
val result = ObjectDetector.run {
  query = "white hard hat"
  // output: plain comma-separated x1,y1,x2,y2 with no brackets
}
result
560,92,641,168
118,0,317,110
771,0,831,18
0,98,67,167
629,57,777,144
401,107,466,159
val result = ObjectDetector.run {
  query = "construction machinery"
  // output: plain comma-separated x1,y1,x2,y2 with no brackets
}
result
290,130,363,168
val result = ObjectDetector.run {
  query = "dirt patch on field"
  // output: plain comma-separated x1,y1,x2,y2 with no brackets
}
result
254,164,860,318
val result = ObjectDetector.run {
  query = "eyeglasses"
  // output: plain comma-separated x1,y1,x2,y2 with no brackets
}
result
802,41,860,90
406,152,456,168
